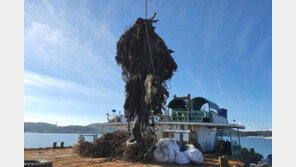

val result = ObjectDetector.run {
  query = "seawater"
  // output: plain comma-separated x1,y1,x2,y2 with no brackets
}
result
24,133,101,148
240,137,272,158
24,133,271,158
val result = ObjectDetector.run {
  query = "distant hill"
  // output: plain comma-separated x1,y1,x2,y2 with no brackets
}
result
24,122,117,133
239,130,272,137
24,122,60,133
228,129,272,137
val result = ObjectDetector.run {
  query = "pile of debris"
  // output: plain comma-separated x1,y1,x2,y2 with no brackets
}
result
238,147,264,167
73,129,157,162
73,130,130,158
123,131,157,162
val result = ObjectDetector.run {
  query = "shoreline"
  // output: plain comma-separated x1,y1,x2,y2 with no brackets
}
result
243,136,272,139
24,146,72,150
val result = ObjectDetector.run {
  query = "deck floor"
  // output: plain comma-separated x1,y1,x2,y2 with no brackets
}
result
24,147,243,167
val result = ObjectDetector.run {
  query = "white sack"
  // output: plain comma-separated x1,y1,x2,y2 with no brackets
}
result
175,151,191,165
185,144,195,150
157,138,179,152
185,147,204,164
154,138,180,163
153,146,175,163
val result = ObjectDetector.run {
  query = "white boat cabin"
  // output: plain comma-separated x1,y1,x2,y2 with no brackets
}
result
101,94,245,156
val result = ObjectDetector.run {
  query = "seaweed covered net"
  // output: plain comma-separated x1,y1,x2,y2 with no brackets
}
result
115,17,177,143
73,130,130,159
73,129,157,162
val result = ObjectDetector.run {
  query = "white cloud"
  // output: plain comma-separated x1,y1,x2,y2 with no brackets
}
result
24,1,127,125
26,21,66,45
24,0,122,85
24,95,93,109
24,71,122,101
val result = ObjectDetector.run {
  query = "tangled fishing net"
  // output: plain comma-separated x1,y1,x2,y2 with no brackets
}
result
73,130,157,162
74,17,177,163
73,130,130,159
116,17,177,143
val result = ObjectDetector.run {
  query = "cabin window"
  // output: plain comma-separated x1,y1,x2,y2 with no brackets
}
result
174,133,180,141
183,133,189,141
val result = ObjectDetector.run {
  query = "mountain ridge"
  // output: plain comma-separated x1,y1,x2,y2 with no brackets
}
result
24,122,116,133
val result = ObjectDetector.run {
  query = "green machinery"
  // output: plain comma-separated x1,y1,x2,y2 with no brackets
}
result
168,95,220,123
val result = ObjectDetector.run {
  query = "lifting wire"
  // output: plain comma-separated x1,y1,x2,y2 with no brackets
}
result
145,0,147,19
145,0,152,19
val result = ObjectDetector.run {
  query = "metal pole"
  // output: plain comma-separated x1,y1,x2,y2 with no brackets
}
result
187,110,189,122
229,128,233,156
237,128,241,146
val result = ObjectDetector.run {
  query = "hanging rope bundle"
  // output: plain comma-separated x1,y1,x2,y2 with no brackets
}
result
115,17,177,144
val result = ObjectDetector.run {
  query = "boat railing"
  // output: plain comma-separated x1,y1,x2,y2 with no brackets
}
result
167,110,212,122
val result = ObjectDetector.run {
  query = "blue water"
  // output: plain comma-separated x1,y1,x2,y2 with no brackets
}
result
24,133,271,158
240,137,272,158
24,133,101,148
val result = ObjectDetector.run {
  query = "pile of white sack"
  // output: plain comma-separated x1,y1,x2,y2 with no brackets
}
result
153,138,204,165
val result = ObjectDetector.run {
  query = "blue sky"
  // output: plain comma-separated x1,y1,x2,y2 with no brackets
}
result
24,0,271,130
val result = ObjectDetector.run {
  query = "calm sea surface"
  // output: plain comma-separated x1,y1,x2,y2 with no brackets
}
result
24,133,272,158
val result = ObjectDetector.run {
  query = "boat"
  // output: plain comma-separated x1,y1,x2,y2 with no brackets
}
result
101,94,245,156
